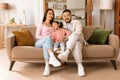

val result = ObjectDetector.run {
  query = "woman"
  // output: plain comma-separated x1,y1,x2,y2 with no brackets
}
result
35,9,61,76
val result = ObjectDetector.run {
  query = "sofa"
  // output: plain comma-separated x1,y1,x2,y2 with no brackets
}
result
6,26,119,71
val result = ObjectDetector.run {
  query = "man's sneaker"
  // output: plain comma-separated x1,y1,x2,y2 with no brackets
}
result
58,52,69,61
78,63,85,77
53,47,58,52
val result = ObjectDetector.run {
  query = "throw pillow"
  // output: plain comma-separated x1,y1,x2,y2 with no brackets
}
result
87,28,112,45
12,29,35,46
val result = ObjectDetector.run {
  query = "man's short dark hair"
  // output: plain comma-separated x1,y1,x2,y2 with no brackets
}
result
62,9,71,14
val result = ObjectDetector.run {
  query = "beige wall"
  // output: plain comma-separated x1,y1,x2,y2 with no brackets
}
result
0,0,42,26
0,0,115,31
34,0,43,26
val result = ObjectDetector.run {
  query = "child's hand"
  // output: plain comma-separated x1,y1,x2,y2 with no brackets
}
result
61,36,68,42
52,39,55,44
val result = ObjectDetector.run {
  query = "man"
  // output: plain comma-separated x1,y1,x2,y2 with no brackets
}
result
58,9,87,77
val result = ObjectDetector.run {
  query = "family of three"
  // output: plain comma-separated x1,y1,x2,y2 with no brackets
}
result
35,8,86,77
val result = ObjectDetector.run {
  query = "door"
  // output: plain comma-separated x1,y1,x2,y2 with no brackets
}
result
114,0,120,38
86,0,92,26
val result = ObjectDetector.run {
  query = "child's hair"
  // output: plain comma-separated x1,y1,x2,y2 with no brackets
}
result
53,21,59,25
59,22,63,28
52,21,63,28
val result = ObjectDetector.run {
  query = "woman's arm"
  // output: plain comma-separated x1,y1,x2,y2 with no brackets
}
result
36,24,43,39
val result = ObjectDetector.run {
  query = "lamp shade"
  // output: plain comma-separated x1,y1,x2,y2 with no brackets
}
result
0,3,9,10
99,0,113,10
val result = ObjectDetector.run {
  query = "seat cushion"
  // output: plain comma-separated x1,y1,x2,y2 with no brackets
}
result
83,45,115,59
12,46,43,59
11,45,115,60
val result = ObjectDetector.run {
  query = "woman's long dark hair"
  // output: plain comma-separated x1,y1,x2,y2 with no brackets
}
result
42,8,54,24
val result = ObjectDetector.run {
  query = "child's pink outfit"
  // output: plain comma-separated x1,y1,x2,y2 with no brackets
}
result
51,28,71,42
51,28,71,53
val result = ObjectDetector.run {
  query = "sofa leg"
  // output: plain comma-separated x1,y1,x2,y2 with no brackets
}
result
9,61,15,71
111,60,117,70
63,62,67,65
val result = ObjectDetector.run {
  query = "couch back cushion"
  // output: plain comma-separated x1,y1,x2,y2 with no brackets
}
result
20,26,103,42
21,26,37,41
12,29,35,46
87,28,112,44
82,26,103,41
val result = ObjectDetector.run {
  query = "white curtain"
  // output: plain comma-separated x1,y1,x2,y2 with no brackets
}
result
92,0,115,31
34,0,44,26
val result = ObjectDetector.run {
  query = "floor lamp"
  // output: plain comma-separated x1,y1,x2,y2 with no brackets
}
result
0,3,9,24
99,0,113,29
0,3,8,48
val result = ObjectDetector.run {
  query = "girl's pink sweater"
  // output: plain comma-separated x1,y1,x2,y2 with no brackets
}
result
51,28,71,42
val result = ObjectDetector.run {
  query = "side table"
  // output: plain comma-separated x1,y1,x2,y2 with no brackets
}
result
0,24,26,48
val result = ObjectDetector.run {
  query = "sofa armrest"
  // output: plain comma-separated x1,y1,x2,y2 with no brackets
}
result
6,34,16,60
109,34,119,58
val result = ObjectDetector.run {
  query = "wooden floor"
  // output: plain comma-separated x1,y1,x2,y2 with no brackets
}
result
0,48,120,80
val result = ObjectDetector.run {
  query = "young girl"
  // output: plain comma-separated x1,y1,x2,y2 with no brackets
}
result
35,9,61,76
51,21,71,53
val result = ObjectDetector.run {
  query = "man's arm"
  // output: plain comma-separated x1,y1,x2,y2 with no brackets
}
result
74,20,82,35
74,20,88,46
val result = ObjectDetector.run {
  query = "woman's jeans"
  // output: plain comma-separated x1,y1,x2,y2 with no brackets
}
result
35,36,53,60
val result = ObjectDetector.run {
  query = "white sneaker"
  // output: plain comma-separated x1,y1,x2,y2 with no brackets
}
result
53,47,58,52
49,58,61,67
43,64,50,77
78,63,85,77
56,49,64,54
58,52,69,61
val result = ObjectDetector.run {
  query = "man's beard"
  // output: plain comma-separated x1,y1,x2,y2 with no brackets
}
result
65,19,71,23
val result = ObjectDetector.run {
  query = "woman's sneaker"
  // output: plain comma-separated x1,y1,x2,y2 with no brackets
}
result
43,64,50,77
49,57,61,67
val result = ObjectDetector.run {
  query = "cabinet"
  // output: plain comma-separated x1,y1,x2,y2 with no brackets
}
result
0,25,4,48
47,0,67,10
0,24,26,48
114,0,120,38
44,0,92,26
47,0,67,20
